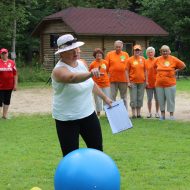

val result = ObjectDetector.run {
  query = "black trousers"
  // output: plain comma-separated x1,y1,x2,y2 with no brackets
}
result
55,111,103,156
0,90,12,107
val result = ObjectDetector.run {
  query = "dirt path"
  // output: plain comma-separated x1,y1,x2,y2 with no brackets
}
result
10,88,53,115
9,88,190,121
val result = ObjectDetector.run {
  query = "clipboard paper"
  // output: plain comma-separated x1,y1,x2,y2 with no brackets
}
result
104,100,133,134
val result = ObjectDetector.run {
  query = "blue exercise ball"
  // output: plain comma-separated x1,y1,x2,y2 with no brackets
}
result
54,148,120,190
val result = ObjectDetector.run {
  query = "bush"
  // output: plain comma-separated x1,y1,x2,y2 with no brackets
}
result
17,62,51,83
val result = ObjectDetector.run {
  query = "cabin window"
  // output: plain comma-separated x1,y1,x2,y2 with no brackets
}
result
124,42,133,56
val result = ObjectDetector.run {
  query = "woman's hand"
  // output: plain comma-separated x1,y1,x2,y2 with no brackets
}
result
90,68,104,77
13,84,17,91
128,82,133,88
104,96,113,107
145,81,149,87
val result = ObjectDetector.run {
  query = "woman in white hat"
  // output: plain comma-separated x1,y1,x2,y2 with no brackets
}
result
51,34,112,156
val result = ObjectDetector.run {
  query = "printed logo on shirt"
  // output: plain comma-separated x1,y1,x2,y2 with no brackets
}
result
0,68,13,71
164,61,170,67
101,64,106,70
120,55,126,62
133,61,138,65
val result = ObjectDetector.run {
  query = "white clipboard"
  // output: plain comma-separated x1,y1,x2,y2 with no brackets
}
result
104,100,133,134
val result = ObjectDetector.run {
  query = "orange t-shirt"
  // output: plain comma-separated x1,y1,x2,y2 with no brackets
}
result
89,59,110,88
126,56,146,83
105,50,129,82
154,55,185,87
145,58,157,88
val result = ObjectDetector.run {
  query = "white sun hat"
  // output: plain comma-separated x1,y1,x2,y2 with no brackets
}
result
55,34,84,55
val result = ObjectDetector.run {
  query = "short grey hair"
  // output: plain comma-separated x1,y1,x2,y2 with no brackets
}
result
114,40,123,46
160,45,171,53
146,46,155,54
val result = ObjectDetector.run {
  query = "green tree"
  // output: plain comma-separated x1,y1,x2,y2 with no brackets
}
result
0,0,142,63
1,0,189,73
0,1,29,47
140,0,190,71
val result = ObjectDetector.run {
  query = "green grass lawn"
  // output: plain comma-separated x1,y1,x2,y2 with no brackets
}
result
0,115,190,190
0,78,189,189
176,78,190,92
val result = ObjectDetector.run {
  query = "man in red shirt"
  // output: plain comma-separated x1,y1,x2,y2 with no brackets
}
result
0,48,18,119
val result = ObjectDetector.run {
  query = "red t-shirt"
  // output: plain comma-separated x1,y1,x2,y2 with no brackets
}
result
0,59,17,90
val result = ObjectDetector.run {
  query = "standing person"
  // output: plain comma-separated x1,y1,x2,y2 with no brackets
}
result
126,45,147,118
155,45,186,120
89,48,111,117
76,47,88,66
105,40,129,108
51,34,112,156
0,48,17,119
145,47,160,118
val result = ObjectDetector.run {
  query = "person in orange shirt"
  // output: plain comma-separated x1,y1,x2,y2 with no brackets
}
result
155,45,186,120
89,48,111,116
76,47,88,67
105,40,129,107
145,47,159,118
126,45,147,118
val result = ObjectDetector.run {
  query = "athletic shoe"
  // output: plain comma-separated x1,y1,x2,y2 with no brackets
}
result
147,113,152,118
155,113,160,118
159,116,165,121
169,116,175,120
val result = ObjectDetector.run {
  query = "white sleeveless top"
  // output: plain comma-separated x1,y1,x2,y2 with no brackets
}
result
52,59,95,121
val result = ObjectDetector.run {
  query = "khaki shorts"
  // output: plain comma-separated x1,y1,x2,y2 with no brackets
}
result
156,86,176,112
110,82,128,108
146,88,158,103
129,83,145,108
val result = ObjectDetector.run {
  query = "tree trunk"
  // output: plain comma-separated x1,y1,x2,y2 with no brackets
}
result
12,0,16,62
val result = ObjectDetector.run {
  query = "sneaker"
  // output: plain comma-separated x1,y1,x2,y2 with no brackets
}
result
169,116,175,120
147,113,152,118
155,113,160,118
131,115,136,119
137,115,143,119
159,116,165,121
